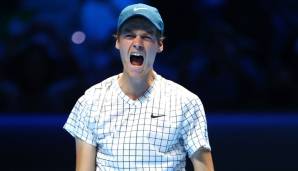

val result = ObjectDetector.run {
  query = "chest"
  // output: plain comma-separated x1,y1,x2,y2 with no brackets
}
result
94,98,184,153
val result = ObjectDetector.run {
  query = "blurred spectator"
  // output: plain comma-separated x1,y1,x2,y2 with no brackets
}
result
3,23,83,112
0,0,297,113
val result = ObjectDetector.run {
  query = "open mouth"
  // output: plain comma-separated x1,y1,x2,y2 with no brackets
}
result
130,54,144,66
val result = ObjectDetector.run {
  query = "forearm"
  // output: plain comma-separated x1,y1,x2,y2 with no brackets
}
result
190,149,214,171
75,138,97,171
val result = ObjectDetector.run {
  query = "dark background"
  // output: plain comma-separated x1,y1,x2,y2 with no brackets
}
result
0,0,297,170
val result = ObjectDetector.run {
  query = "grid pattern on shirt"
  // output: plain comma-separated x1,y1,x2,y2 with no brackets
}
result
64,74,211,171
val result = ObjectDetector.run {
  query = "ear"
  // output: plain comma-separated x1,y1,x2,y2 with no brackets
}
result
115,39,120,50
157,40,163,53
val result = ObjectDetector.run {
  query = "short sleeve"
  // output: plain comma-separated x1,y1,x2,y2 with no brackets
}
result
181,97,211,157
63,94,97,146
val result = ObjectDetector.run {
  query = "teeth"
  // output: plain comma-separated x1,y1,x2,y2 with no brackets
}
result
130,52,143,56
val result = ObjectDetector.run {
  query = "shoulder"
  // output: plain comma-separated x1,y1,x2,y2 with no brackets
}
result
157,76,205,118
158,75,199,101
80,75,118,103
71,75,118,114
85,75,117,94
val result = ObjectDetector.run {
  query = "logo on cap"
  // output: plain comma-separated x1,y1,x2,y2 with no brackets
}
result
133,7,147,11
117,3,164,34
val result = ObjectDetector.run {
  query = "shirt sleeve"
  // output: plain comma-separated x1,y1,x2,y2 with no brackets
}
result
181,97,211,157
63,94,97,146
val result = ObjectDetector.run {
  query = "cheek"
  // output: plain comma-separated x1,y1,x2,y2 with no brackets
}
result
118,44,129,58
147,56,156,66
146,47,159,63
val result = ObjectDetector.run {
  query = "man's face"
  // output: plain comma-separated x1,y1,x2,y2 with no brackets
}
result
115,17,163,79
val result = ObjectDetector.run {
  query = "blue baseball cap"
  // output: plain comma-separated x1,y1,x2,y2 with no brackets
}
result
117,3,164,34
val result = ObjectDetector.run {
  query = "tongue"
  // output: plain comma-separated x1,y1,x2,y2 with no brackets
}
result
131,60,142,66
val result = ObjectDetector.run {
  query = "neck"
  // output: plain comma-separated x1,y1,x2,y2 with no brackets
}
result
118,71,156,100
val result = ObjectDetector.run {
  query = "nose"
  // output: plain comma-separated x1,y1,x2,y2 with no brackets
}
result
132,36,144,50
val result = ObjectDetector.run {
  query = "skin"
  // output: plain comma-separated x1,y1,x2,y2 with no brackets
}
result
115,17,163,100
75,138,96,171
74,17,214,171
190,148,215,171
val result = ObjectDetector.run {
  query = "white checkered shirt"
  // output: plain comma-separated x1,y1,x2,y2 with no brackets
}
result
63,73,211,171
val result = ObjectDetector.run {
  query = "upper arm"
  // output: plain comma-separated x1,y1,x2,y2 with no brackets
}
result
190,148,214,171
75,138,97,171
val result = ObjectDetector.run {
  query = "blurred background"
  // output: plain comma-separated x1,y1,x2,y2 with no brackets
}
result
0,0,297,170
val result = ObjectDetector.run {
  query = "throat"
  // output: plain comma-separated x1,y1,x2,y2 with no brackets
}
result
118,72,156,99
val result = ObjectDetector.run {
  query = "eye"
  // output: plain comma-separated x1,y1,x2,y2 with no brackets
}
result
142,35,154,40
122,33,134,39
